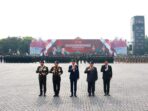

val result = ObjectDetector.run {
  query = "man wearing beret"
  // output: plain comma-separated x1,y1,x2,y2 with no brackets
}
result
36,61,49,96
84,61,98,96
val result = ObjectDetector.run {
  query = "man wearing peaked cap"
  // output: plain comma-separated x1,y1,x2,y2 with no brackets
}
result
54,60,59,64
49,60,63,97
89,61,94,64
36,60,49,96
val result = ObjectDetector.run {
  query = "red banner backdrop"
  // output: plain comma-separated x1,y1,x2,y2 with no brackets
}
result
30,38,127,56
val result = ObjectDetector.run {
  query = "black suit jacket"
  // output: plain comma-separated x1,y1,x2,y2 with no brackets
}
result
68,65,79,80
84,67,98,82
101,65,112,80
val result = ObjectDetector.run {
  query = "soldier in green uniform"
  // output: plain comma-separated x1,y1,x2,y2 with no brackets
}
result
49,61,63,97
36,61,49,96
0,56,1,63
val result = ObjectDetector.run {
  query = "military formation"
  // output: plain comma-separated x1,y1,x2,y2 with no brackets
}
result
0,55,114,64
114,55,148,63
2,55,148,64
36,60,112,97
0,56,4,63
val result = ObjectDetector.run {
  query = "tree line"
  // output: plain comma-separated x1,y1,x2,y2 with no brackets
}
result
0,36,34,55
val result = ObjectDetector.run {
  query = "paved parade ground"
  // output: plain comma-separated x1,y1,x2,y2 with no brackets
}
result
0,63,148,111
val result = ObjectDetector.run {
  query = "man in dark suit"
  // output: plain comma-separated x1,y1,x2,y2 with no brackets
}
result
101,60,112,96
49,61,63,97
36,61,49,96
68,60,79,97
84,61,98,96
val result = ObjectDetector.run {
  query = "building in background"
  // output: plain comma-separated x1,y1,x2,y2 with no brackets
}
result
131,16,145,55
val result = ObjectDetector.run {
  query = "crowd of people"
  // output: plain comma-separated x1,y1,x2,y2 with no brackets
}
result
1,55,148,64
36,60,112,97
0,55,114,64
114,55,148,63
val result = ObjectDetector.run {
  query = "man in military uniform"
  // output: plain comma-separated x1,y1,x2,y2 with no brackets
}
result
0,56,1,63
84,61,98,96
36,61,49,96
68,60,79,97
49,61,63,97
101,60,112,96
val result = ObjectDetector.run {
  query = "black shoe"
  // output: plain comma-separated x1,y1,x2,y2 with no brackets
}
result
39,94,42,96
88,93,91,97
107,94,110,96
53,95,57,97
104,93,107,96
70,94,73,97
74,94,77,97
44,94,46,96
74,93,77,97
92,93,95,96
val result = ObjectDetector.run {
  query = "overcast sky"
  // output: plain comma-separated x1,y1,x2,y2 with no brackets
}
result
0,0,147,41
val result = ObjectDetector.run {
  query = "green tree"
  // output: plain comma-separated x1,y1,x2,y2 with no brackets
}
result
0,36,34,55
0,37,21,55
19,36,34,54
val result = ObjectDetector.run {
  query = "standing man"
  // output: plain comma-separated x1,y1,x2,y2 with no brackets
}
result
68,60,79,97
101,60,112,96
36,61,49,96
0,56,2,63
84,61,98,96
49,61,63,97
